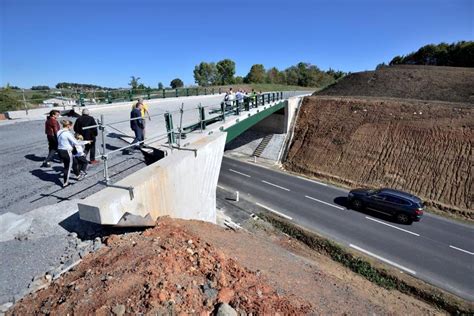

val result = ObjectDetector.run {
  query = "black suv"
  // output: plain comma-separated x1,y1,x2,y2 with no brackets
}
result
347,188,424,224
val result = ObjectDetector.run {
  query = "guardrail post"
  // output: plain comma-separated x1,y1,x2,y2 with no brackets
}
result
162,89,166,98
79,92,85,106
186,88,189,97
128,90,133,101
99,114,109,184
175,89,178,98
280,91,283,99
196,87,199,96
199,103,206,131
204,88,207,95
106,91,112,103
212,88,214,94
147,88,151,100
235,100,240,115
164,112,175,145
21,89,28,114
221,102,226,122
218,87,221,94
244,97,250,111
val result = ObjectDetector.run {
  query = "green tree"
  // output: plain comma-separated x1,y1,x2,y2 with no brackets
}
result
129,76,141,90
234,76,244,84
170,78,184,89
216,59,236,85
158,82,164,89
193,62,217,86
31,85,50,90
244,64,266,83
284,66,299,85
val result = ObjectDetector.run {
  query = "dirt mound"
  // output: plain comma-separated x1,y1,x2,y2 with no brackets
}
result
315,65,474,103
9,218,311,315
285,96,473,219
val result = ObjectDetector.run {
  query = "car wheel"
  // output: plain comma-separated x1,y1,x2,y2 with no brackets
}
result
352,199,363,210
396,213,412,224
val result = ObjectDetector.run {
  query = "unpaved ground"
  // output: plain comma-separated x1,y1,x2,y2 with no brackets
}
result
285,97,474,219
316,65,474,103
9,217,442,315
285,96,473,219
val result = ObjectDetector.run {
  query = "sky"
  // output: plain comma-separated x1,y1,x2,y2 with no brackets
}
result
0,0,472,88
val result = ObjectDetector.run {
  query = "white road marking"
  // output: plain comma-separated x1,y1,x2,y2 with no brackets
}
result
365,216,420,237
256,202,293,220
217,185,225,189
261,180,290,191
449,245,474,255
349,244,417,275
297,176,328,186
229,169,251,178
305,195,344,210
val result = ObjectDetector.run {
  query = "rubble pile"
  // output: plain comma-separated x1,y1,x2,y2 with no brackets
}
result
9,218,311,315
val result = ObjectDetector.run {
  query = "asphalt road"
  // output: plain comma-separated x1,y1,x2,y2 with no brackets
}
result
0,91,311,217
218,157,474,301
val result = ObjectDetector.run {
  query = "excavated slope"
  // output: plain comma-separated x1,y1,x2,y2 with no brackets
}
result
285,96,473,219
315,65,474,104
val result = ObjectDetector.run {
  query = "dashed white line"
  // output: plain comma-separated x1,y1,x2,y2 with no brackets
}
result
297,176,328,186
305,195,344,210
365,216,420,237
261,180,290,191
449,245,474,255
217,185,225,190
256,202,293,220
350,244,417,275
229,169,251,178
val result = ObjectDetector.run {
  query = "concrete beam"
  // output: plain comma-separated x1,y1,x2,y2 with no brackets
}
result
78,132,226,226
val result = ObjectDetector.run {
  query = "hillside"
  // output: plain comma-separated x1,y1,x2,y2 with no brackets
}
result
315,65,474,103
285,96,473,219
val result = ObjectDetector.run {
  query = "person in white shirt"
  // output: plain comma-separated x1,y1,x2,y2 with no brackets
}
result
57,120,90,187
73,134,90,180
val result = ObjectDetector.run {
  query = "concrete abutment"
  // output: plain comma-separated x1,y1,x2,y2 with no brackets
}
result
78,132,226,226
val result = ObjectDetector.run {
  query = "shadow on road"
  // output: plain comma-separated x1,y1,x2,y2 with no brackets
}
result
105,144,122,151
108,132,132,140
24,154,45,162
25,154,61,163
333,196,406,225
59,211,147,240
30,167,63,186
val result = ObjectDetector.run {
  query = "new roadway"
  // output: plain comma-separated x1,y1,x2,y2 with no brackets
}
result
218,157,474,301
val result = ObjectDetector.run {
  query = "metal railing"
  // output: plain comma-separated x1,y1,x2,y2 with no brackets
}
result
1,86,313,113
84,91,286,191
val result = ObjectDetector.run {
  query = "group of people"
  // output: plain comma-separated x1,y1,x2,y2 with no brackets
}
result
42,109,99,187
223,88,258,107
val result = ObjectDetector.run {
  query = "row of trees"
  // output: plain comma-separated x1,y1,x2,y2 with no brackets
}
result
193,60,346,87
389,41,474,67
55,82,113,90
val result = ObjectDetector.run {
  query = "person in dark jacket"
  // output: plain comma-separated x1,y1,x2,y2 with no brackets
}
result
130,103,144,148
73,109,99,164
42,110,61,167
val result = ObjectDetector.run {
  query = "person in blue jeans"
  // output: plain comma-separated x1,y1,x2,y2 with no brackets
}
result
130,102,144,149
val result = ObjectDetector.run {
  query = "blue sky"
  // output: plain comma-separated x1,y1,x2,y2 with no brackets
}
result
1,0,472,88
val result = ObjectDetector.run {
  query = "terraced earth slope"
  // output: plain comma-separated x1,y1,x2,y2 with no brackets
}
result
316,65,474,103
285,96,473,219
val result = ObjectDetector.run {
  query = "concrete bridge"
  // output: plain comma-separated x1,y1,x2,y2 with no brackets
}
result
78,92,305,226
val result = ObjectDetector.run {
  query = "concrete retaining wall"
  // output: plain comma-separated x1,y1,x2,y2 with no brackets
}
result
78,132,226,226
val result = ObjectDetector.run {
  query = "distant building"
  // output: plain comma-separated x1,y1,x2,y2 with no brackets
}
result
42,97,76,107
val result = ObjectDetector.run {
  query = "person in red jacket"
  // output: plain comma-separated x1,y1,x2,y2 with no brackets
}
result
42,110,61,167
